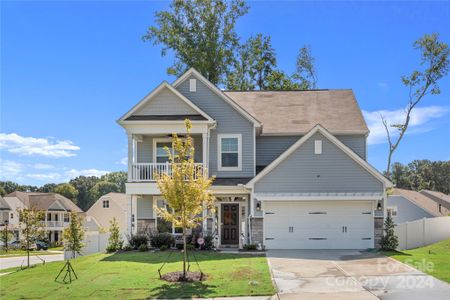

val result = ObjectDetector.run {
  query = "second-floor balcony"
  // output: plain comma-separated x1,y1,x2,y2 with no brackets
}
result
41,220,69,227
131,162,205,182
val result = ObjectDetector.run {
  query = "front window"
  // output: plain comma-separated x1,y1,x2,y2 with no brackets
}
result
156,199,186,235
64,213,69,222
155,141,172,163
103,200,110,208
218,134,241,171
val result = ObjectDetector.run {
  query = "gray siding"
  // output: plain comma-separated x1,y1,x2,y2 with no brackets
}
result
335,135,366,159
387,196,434,223
133,88,198,116
254,132,383,193
256,136,299,166
256,135,366,167
137,196,153,219
176,76,255,177
136,135,203,163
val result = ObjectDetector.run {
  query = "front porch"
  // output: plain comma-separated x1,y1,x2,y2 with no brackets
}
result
130,194,251,249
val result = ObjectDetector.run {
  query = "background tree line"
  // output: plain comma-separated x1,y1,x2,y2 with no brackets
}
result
390,160,450,194
0,171,127,211
144,0,318,90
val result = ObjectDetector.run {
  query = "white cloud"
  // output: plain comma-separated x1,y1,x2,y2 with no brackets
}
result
0,159,23,178
363,106,449,145
0,133,80,158
27,173,61,180
65,169,110,178
119,157,128,166
31,163,54,170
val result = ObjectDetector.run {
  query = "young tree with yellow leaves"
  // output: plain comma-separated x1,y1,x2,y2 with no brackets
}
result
155,119,215,280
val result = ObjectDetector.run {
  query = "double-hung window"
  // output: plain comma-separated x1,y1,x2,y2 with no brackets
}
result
154,139,173,163
218,134,242,171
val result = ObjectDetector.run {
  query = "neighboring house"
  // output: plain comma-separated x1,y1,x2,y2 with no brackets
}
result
118,68,392,250
419,190,450,212
3,191,83,243
387,188,449,223
86,193,128,240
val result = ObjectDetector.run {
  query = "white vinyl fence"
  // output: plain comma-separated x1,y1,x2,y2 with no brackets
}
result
394,216,450,250
64,231,109,259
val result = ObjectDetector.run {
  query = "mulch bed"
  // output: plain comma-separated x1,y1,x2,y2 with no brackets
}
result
160,271,207,282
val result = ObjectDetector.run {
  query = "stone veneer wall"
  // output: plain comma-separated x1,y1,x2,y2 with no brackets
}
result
374,217,384,248
250,218,263,245
137,219,156,235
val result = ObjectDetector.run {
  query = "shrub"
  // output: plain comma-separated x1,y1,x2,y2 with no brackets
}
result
105,245,117,253
122,244,133,251
150,233,174,249
243,244,257,251
138,244,149,252
380,215,399,251
159,245,168,251
127,234,149,250
202,235,214,250
186,244,196,251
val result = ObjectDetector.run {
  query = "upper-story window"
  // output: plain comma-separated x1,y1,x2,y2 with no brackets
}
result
103,200,110,208
154,138,173,163
218,134,242,171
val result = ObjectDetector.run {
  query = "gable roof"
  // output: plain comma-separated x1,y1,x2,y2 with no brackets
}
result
0,196,11,211
419,190,450,208
392,188,449,217
118,81,214,123
246,124,392,188
225,90,369,135
172,68,262,127
6,191,83,213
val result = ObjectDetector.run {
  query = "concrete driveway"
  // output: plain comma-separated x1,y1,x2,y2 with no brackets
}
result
0,253,64,270
267,250,450,300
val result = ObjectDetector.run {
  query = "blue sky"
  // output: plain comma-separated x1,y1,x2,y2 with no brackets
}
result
1,1,449,186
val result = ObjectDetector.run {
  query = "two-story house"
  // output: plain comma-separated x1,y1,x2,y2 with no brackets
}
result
118,68,392,250
3,191,83,244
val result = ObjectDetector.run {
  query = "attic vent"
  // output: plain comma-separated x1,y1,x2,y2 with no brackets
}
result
314,140,322,154
189,79,197,92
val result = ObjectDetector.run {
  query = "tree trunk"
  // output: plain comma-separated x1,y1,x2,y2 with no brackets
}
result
183,228,187,280
386,150,393,179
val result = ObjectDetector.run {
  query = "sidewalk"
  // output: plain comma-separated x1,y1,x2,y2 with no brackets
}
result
0,253,64,270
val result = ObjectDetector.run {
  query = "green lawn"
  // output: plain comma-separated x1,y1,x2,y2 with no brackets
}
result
0,249,62,258
0,251,275,299
384,238,450,283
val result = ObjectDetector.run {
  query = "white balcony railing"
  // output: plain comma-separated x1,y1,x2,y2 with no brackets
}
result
131,162,205,182
41,221,68,227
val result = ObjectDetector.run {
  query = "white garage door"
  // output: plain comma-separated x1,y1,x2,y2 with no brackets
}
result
263,201,374,249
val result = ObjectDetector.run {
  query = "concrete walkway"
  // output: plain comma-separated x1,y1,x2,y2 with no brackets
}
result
0,253,64,270
267,249,450,300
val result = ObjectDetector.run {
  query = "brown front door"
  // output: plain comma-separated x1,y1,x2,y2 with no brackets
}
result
221,203,239,245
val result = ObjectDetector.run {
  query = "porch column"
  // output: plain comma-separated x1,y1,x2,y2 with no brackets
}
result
202,133,208,173
132,195,138,234
126,194,133,236
127,134,133,182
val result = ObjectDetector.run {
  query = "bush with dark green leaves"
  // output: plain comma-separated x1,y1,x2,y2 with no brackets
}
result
122,244,133,251
138,244,149,252
201,235,214,250
127,234,149,250
380,215,399,251
150,233,174,249
243,244,257,251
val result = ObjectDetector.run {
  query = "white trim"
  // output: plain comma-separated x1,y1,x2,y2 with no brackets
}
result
172,68,261,127
253,127,256,176
189,78,196,92
217,134,242,171
152,138,173,163
246,124,393,188
314,140,322,155
256,195,382,201
118,81,214,123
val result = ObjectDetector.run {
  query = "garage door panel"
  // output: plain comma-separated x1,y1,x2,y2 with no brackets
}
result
263,201,374,249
